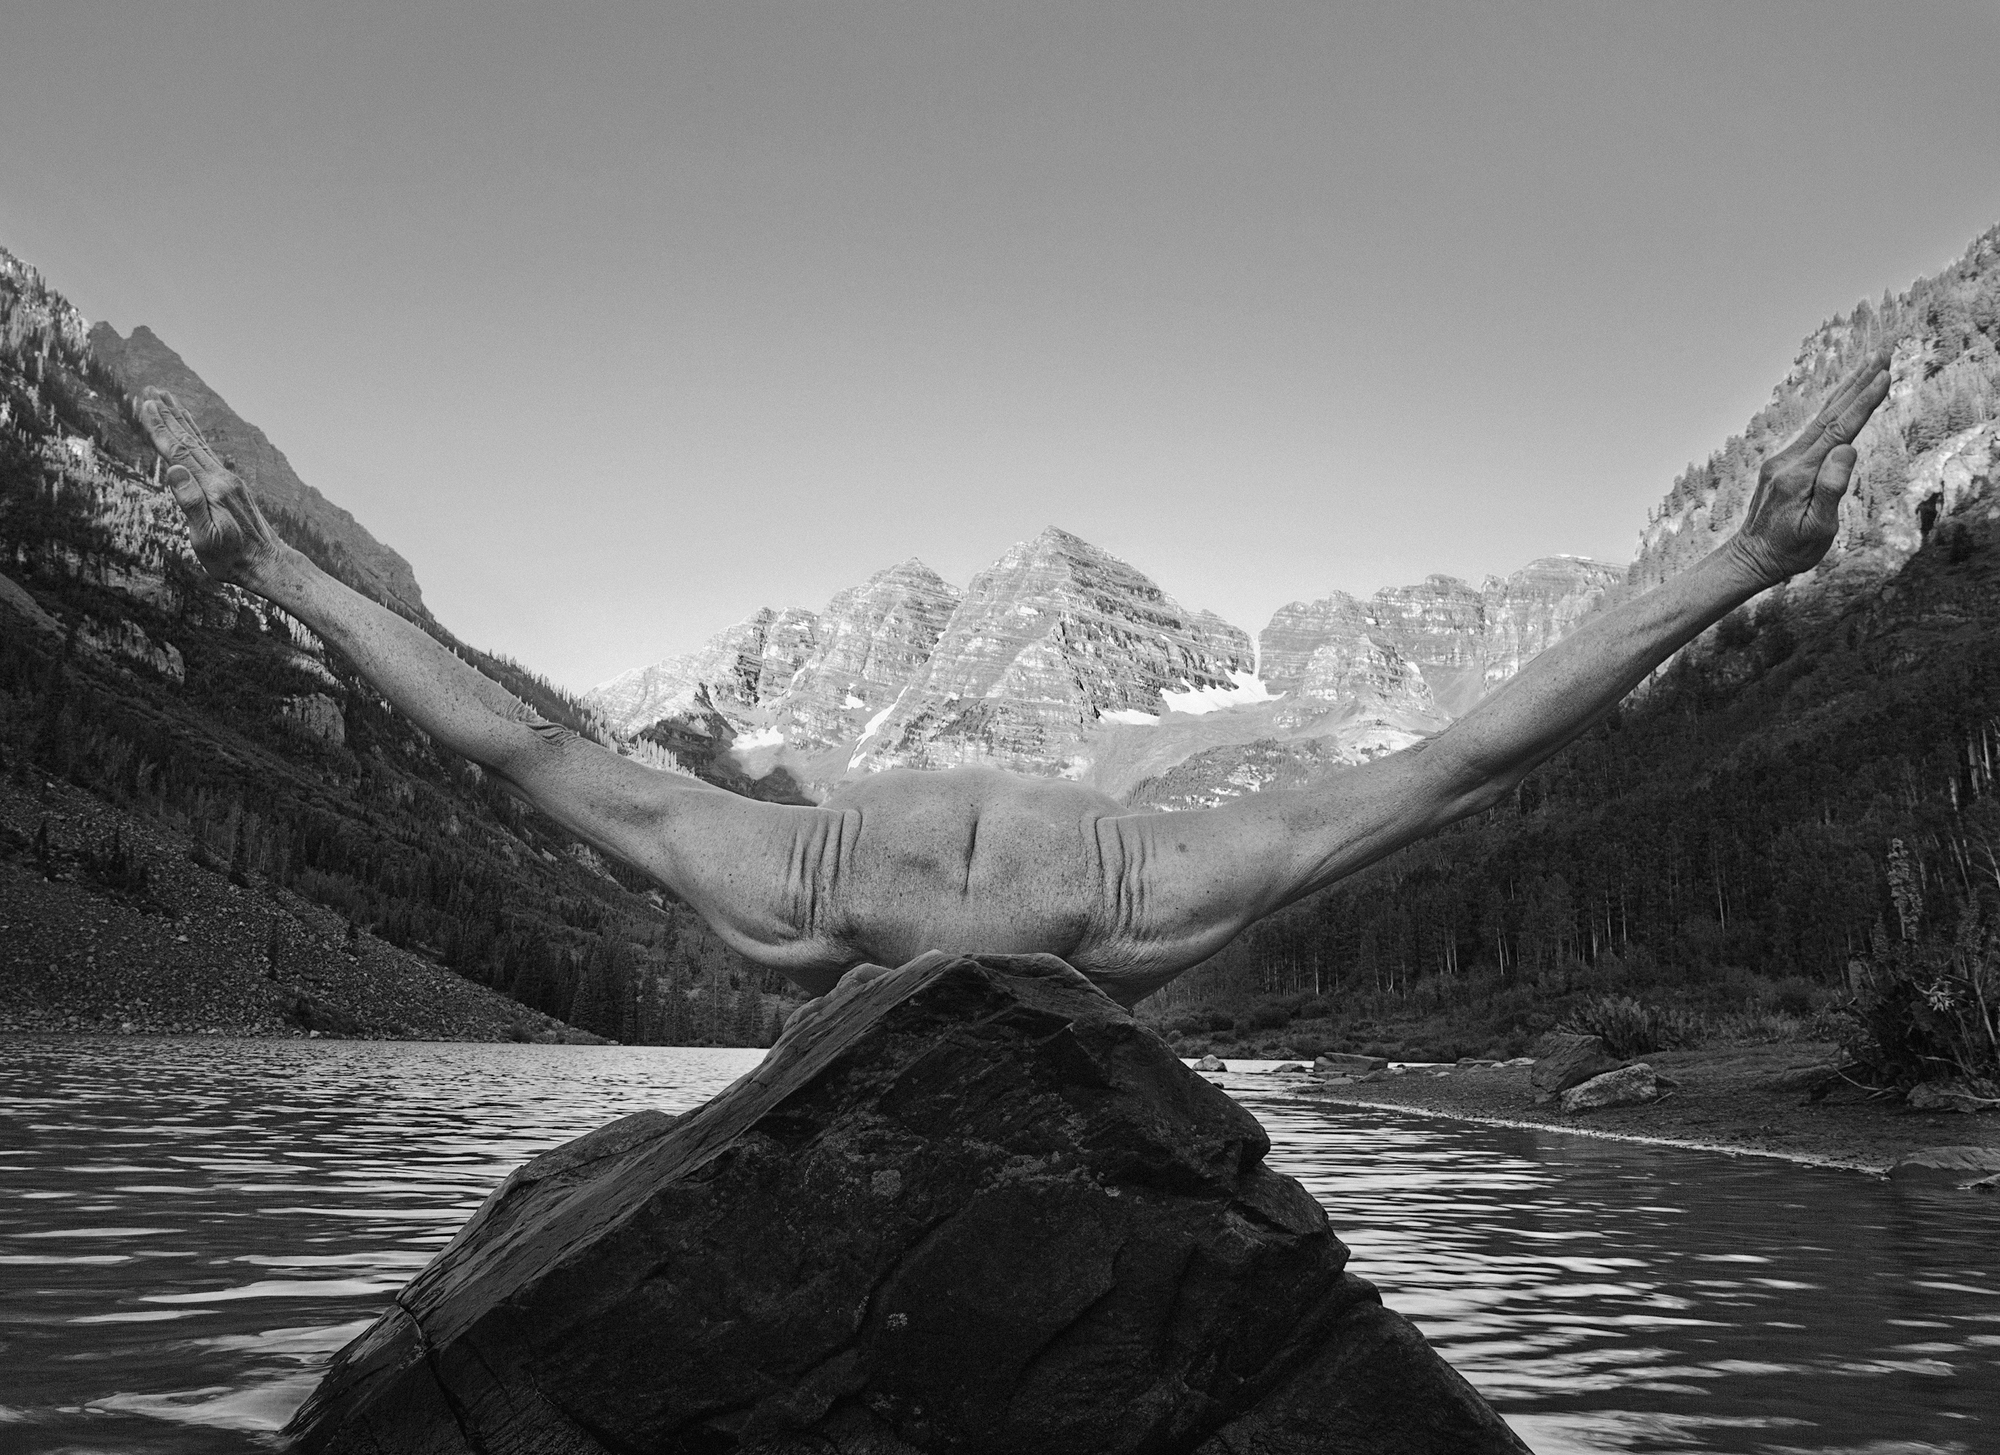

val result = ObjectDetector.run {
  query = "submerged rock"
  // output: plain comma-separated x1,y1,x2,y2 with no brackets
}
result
288,952,1526,1455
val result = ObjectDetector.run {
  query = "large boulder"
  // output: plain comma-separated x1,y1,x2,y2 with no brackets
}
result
1559,1063,1670,1114
1887,1146,2000,1185
287,952,1527,1455
1316,1053,1390,1075
1531,1033,1624,1102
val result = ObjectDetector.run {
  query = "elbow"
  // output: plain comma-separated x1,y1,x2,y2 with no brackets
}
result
484,718,568,788
1420,740,1521,825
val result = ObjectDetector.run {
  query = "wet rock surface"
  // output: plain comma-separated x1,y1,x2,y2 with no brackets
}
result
289,953,1526,1455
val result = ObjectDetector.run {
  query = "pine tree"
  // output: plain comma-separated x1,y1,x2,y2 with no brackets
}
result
227,810,250,888
569,945,615,1039
731,987,763,1047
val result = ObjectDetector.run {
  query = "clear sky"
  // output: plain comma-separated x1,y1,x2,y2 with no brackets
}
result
3,3,1997,691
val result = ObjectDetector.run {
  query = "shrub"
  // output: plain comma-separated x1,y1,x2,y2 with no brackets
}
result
1556,995,1707,1058
1709,1009,1810,1045
1241,1002,1290,1032
1835,911,2000,1092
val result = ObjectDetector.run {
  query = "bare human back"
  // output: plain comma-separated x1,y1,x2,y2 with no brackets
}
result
134,347,1892,1005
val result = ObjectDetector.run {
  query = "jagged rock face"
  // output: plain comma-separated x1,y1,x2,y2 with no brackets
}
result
1298,634,1435,715
1261,557,1623,721
779,559,961,748
1477,558,1629,697
280,693,347,748
592,536,1625,803
1259,592,1375,692
589,530,1252,782
1372,576,1488,667
591,606,823,729
852,527,1253,773
86,323,430,621
1633,226,2000,601
1128,736,1365,812
1,571,186,683
286,953,1528,1455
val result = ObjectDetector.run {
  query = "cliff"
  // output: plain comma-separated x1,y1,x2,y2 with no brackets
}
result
850,526,1254,774
86,321,431,621
0,244,779,1045
590,529,1257,791
1632,226,2000,601
1260,558,1626,718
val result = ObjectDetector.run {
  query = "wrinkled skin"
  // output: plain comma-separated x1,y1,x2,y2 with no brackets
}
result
136,347,1892,1004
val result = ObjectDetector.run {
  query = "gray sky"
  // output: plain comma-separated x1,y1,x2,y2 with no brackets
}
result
3,3,1996,691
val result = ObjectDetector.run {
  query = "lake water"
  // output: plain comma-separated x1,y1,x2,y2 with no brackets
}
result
0,1038,1994,1455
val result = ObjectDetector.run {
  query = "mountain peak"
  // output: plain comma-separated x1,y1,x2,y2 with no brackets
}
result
86,322,430,620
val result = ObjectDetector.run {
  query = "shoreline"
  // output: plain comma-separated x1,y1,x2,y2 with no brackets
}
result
1204,1045,2000,1176
1279,1090,1888,1173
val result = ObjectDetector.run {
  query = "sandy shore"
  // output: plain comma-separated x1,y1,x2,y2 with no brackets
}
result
1225,1044,2000,1174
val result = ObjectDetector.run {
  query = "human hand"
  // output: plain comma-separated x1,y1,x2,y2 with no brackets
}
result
134,387,284,587
1728,345,1894,587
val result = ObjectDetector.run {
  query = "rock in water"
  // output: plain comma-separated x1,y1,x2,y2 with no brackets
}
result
287,953,1527,1455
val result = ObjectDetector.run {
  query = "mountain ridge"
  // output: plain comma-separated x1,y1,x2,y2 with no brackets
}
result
587,537,1626,804
86,322,430,623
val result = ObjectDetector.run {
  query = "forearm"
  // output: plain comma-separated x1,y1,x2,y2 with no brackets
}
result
247,544,543,774
1430,541,1767,801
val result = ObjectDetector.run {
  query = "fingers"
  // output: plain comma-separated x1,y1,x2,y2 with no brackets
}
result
1795,346,1894,468
1821,344,1893,418
134,387,225,474
163,464,205,511
1809,444,1859,531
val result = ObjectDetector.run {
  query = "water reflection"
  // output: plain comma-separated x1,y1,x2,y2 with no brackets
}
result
0,1038,1994,1454
1223,1070,1999,1455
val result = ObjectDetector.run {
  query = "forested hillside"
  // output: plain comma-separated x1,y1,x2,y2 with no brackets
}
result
1145,227,2000,1085
0,249,794,1044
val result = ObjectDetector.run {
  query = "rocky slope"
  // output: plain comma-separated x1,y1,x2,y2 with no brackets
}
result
591,531,1631,805
1112,555,1628,811
592,529,1259,789
0,777,591,1041
1,245,778,1044
1633,228,2000,600
1164,224,2000,1045
849,527,1254,774
1261,558,1626,718
583,233,2000,815
590,559,964,752
87,321,430,620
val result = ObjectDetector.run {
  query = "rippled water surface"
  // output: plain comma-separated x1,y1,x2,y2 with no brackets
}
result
1,1039,1995,1454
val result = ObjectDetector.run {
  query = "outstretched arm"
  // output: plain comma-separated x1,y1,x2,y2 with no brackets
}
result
1087,346,1895,981
134,389,848,975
